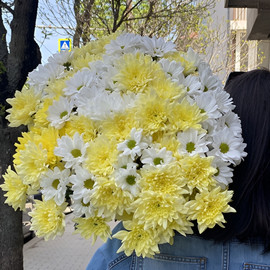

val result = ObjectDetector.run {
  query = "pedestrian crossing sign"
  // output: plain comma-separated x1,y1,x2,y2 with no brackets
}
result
58,38,72,52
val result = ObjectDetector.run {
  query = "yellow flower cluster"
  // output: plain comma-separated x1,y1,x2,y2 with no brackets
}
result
0,32,242,258
29,199,67,240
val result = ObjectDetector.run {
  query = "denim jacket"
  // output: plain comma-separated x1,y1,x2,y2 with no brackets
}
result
86,223,270,270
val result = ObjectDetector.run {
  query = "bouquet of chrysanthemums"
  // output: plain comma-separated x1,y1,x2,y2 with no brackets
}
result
1,32,247,257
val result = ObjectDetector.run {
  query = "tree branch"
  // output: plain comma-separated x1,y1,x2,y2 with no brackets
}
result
0,1,14,14
73,0,83,47
115,0,143,30
112,0,120,32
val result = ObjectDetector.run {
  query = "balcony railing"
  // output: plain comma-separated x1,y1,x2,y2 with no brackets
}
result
233,8,247,21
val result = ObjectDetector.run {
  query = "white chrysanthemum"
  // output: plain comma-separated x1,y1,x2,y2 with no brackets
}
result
185,47,202,69
114,166,141,196
201,119,218,137
47,96,74,129
40,167,70,205
69,166,96,204
105,33,142,55
177,129,210,156
76,91,135,121
88,60,116,89
194,92,222,120
183,74,201,95
141,147,174,166
71,197,95,218
198,62,222,92
216,111,242,137
158,59,184,82
211,158,233,187
28,62,65,92
48,50,74,67
114,156,138,170
63,68,97,96
208,128,247,165
117,128,150,159
54,132,88,168
214,88,235,114
142,36,176,58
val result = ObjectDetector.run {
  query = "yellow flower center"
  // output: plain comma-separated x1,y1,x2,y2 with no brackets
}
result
219,143,229,154
214,168,220,176
77,85,83,91
126,175,136,185
71,149,82,158
81,200,90,207
127,139,136,149
153,157,163,165
200,108,206,114
52,179,60,189
60,111,68,119
186,142,195,153
84,179,95,189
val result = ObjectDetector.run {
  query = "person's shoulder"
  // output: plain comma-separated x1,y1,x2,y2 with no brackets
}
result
86,222,125,270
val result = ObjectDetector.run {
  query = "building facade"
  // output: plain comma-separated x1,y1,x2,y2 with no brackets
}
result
225,0,270,69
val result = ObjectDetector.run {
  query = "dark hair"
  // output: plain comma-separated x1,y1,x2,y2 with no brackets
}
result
202,69,270,250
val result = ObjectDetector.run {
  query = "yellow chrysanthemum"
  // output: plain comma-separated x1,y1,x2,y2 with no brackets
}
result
72,33,117,60
134,91,171,134
180,155,217,192
131,191,187,230
29,199,67,240
113,53,162,94
6,87,41,127
0,166,28,211
152,132,180,158
33,98,53,128
84,135,118,176
73,216,111,244
13,131,35,165
113,220,160,258
165,51,197,76
16,140,48,191
62,114,97,143
44,77,67,99
186,187,236,233
89,33,118,54
33,127,60,167
139,162,185,196
90,177,133,218
99,110,137,142
71,53,102,70
156,215,194,245
168,98,207,132
152,76,185,101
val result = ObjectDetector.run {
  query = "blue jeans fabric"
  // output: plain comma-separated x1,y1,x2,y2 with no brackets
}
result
86,223,270,270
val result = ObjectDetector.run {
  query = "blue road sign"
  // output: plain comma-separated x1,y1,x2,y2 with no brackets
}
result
58,39,72,52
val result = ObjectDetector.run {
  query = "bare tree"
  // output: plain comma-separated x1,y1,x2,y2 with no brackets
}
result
0,1,41,269
39,0,215,49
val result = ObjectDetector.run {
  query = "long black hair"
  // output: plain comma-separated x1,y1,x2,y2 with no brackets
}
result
203,69,270,249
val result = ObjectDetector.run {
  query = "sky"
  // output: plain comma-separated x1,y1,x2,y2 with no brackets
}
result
3,2,73,65
35,23,72,64
35,2,74,64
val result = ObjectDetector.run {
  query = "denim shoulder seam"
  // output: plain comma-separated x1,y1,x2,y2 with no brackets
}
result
108,253,129,269
222,242,229,270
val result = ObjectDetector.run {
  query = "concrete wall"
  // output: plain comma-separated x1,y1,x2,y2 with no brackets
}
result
258,41,270,70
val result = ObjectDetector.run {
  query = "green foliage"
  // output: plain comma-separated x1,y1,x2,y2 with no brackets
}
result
0,104,6,117
0,61,7,74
